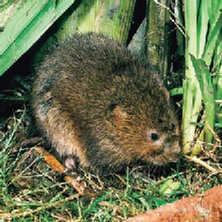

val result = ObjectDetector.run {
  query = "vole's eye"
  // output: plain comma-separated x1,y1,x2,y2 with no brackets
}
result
171,123,176,130
110,103,118,111
151,133,159,141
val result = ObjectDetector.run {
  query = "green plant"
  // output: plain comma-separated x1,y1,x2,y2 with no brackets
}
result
178,0,222,154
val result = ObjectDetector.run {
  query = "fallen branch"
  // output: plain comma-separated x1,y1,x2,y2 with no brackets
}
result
125,185,222,222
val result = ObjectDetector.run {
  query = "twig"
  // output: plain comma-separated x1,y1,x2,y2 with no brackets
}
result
206,124,221,153
115,174,143,191
186,155,222,176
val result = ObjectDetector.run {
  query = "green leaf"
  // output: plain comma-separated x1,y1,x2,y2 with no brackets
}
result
197,0,209,57
190,54,215,145
159,179,181,195
202,10,222,66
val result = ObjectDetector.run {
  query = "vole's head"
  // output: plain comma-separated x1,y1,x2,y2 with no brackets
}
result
101,70,181,168
106,103,180,167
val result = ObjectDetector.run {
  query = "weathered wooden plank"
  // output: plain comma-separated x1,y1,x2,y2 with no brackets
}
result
55,0,136,45
0,0,75,76
0,1,48,54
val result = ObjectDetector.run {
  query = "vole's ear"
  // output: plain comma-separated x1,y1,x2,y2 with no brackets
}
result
107,104,128,127
165,90,170,101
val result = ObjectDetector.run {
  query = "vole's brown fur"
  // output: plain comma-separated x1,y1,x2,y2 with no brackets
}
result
32,33,180,173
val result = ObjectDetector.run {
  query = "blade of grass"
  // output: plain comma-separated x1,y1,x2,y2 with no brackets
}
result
196,0,209,58
190,54,215,146
213,35,222,126
202,12,222,66
182,0,202,154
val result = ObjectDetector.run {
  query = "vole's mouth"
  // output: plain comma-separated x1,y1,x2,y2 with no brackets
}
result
151,149,164,156
149,142,181,165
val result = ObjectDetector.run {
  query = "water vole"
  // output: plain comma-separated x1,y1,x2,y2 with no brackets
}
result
32,33,180,173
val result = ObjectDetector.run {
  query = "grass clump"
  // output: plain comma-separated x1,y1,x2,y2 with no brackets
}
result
0,108,221,221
